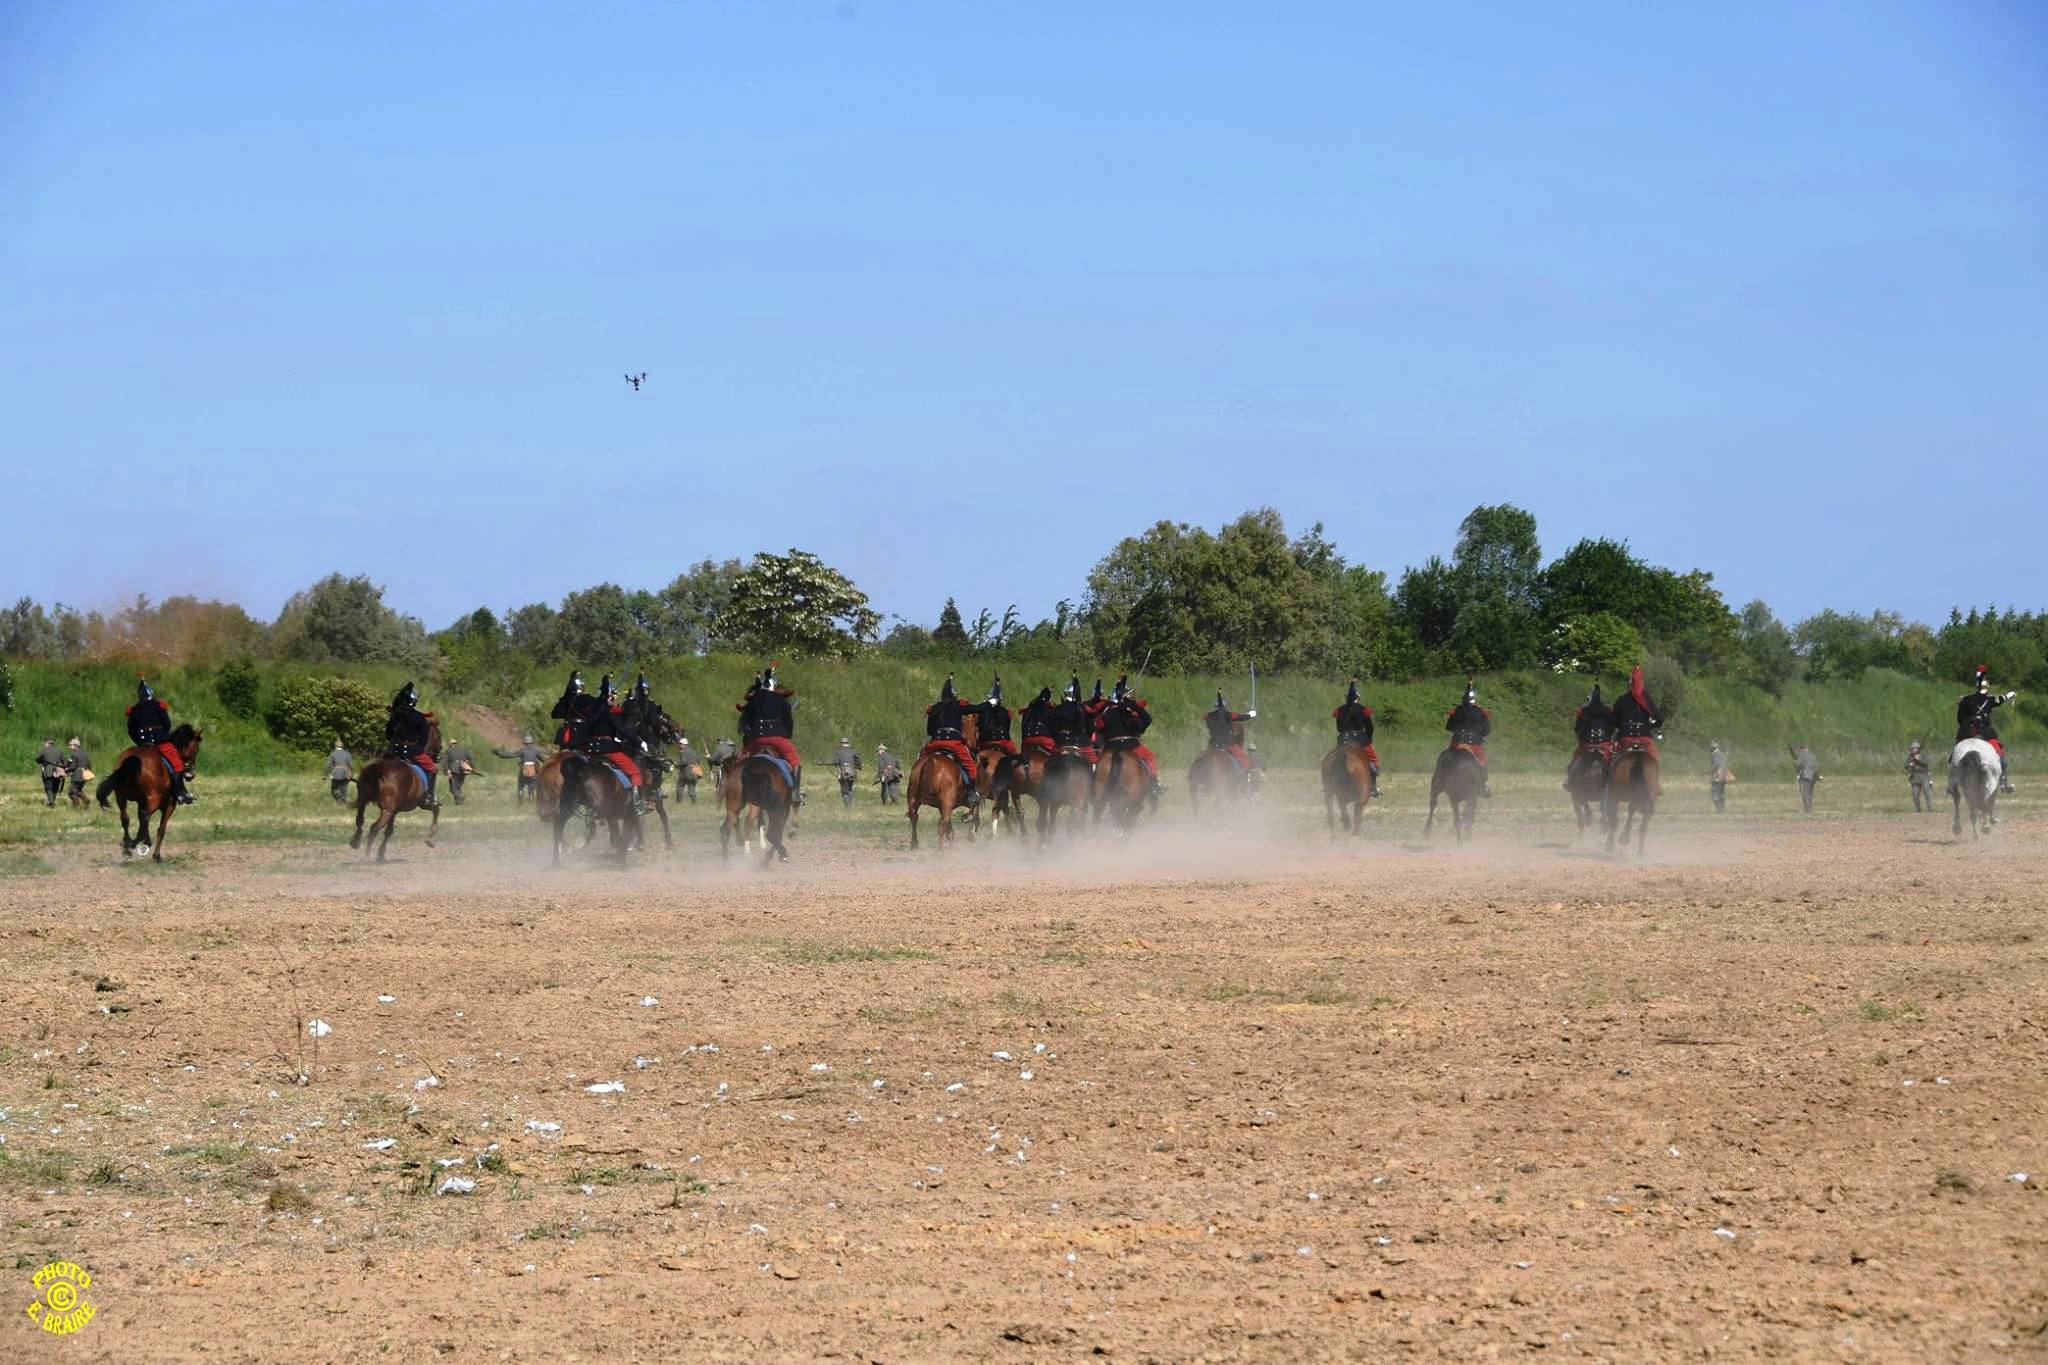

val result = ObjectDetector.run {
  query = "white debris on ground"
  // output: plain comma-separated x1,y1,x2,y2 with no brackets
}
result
436,1176,477,1196
584,1081,625,1095
360,1138,396,1151
524,1120,560,1134
640,997,659,1007
307,1019,332,1038
810,1063,830,1073
414,1076,439,1090
1714,1227,1737,1239
376,994,396,1004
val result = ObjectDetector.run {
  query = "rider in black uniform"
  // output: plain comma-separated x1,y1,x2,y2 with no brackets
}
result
385,681,440,810
126,678,195,805
1956,665,2018,793
1445,681,1493,798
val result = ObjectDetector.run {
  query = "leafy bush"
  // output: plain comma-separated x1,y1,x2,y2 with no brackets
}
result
264,675,387,753
1546,612,1644,677
214,659,263,718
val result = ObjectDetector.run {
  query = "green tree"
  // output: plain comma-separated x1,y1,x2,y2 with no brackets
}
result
1737,600,1797,695
654,558,744,655
1391,557,1461,649
710,550,881,659
0,658,13,711
214,659,263,718
1453,504,1542,609
505,603,559,659
551,584,653,665
932,598,970,647
272,575,433,670
263,675,388,753
1546,612,1645,676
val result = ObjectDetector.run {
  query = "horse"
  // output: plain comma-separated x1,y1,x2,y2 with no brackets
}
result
96,724,203,862
907,713,981,849
986,747,1050,840
1424,747,1483,845
971,738,1023,837
1605,743,1659,857
350,719,443,863
1188,725,1255,818
1089,739,1154,833
627,709,684,852
551,750,643,866
1948,738,2001,840
1565,749,1611,841
1320,743,1374,838
721,752,796,862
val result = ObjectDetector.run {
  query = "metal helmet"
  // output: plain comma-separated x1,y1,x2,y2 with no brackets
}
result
989,674,1002,706
394,681,418,710
567,670,584,695
940,674,956,703
1463,679,1478,706
1345,679,1360,705
522,733,535,744
1036,686,1052,704
1064,676,1080,702
136,677,153,704
762,663,778,691
597,674,616,701
633,673,650,700
1091,678,1104,702
1976,664,1990,694
1215,690,1227,711
1909,739,1922,751
1112,674,1130,703
1587,684,1603,707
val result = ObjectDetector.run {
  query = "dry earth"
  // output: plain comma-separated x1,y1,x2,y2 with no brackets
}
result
2,807,2044,1362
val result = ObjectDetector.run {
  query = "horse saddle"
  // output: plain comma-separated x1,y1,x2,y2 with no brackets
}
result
747,752,796,790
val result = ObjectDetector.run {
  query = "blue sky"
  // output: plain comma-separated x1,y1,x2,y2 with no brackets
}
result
5,1,2043,635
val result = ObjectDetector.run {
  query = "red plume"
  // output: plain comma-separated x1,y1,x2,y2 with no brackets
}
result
1629,665,1648,709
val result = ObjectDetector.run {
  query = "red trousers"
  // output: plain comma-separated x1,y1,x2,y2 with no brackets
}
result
1452,741,1487,765
155,742,185,774
1218,744,1252,771
921,738,977,780
745,737,801,770
1107,744,1158,779
980,738,1019,758
600,751,640,786
1022,736,1057,756
1616,736,1659,761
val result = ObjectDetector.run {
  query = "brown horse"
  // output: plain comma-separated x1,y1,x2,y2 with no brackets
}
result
986,747,1050,840
1036,747,1094,841
96,725,203,862
1565,749,1610,841
1425,747,1483,846
351,719,443,862
721,752,796,862
552,750,643,865
1320,744,1374,838
1187,747,1254,817
1605,744,1659,857
1089,740,1154,832
907,713,980,849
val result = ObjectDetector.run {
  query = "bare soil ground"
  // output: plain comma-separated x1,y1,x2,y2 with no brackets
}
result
2,795,2044,1362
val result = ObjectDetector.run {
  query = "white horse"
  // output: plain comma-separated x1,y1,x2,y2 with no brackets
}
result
1947,738,2001,840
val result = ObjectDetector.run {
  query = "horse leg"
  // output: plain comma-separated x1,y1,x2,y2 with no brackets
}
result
118,798,133,856
152,803,171,862
1324,789,1336,839
908,798,920,849
1637,805,1652,859
351,792,367,849
425,802,440,849
655,799,673,850
1425,784,1439,838
377,803,398,862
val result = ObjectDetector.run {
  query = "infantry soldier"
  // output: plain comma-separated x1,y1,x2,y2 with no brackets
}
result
1793,744,1821,813
673,732,703,804
709,735,738,794
65,737,91,807
1906,740,1935,813
1955,665,2018,794
494,733,546,803
875,743,904,802
326,738,354,803
830,736,863,807
34,737,65,807
443,735,477,803
1708,741,1730,814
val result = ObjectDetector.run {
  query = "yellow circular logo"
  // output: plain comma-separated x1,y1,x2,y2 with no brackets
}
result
24,1261,96,1335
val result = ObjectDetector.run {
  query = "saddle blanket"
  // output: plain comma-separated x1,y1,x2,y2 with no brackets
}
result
748,753,796,790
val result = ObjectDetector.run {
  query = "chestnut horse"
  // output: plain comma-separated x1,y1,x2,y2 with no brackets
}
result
986,748,1049,840
1425,747,1483,846
1089,740,1154,832
552,750,643,865
1604,744,1658,857
351,718,442,862
97,724,203,862
1565,749,1611,841
907,713,980,849
1320,743,1374,838
721,752,796,862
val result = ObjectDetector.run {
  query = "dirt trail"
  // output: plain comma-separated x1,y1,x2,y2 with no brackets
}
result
1,824,2043,1362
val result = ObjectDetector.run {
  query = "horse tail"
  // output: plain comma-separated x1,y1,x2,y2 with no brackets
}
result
97,755,141,808
741,757,781,810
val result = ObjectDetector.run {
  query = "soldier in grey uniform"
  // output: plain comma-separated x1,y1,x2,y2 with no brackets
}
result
325,740,354,803
709,736,738,794
1793,744,1821,813
443,737,477,803
34,738,64,807
829,737,862,807
1906,740,1935,813
493,733,546,803
1708,742,1729,814
874,743,904,803
674,733,702,804
65,738,91,807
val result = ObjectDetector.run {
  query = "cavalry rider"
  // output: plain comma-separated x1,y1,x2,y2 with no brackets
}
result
965,674,1018,766
591,675,653,813
1445,678,1493,799
1203,690,1257,783
1049,676,1098,761
1096,674,1163,795
619,673,673,805
552,671,601,748
736,664,803,803
922,675,981,807
385,681,440,810
1333,679,1383,798
126,678,196,805
1018,685,1059,759
1084,678,1109,753
1610,666,1663,755
1566,683,1617,788
1955,664,2018,793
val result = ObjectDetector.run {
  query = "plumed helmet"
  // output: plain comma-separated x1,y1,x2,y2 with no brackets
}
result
1587,684,1603,707
1064,676,1080,702
940,674,956,702
136,677,153,704
1463,678,1478,705
567,670,584,694
990,674,1002,705
393,681,418,710
1976,664,1990,693
1036,686,1052,704
1215,690,1227,711
763,663,778,691
1091,678,1104,702
1345,679,1360,705
633,673,650,700
1112,674,1130,702
597,674,615,700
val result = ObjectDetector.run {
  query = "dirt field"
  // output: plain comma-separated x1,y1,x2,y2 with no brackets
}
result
2,783,2043,1361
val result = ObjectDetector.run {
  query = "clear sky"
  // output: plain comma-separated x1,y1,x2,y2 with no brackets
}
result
5,1,2044,635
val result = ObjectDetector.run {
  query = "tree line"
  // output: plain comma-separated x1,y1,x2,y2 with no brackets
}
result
3,509,2043,694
